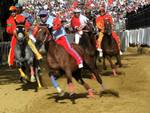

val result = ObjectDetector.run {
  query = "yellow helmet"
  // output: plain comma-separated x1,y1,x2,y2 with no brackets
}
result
9,6,17,11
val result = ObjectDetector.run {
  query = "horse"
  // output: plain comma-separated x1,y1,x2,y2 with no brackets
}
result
14,22,42,88
101,19,122,76
35,25,105,102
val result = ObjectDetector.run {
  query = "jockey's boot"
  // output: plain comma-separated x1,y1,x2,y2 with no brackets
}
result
28,39,42,60
97,48,103,57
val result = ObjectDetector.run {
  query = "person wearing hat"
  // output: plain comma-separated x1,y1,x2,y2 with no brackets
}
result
96,7,122,57
15,3,22,14
6,6,42,68
52,17,83,69
32,9,55,37
71,8,89,44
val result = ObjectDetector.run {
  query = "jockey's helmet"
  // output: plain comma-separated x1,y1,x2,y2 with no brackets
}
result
100,7,106,16
39,10,48,17
53,18,62,30
38,10,48,23
9,6,17,17
74,8,81,13
74,8,81,17
15,3,22,14
15,3,22,8
9,6,17,11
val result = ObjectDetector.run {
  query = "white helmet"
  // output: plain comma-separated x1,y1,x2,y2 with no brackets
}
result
74,8,81,13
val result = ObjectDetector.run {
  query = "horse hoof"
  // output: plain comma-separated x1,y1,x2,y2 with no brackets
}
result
87,94,95,98
87,89,95,98
58,91,65,97
112,69,117,76
20,77,27,84
115,62,119,65
69,93,76,104
30,76,36,82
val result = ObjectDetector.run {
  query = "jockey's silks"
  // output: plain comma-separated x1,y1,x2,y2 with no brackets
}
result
53,27,66,40
6,14,30,66
55,36,82,65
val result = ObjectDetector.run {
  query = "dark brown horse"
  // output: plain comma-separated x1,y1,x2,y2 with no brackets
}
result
101,19,122,76
35,25,105,102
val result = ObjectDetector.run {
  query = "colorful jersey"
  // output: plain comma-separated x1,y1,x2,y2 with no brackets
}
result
71,14,89,28
6,14,30,35
53,26,66,40
96,13,113,30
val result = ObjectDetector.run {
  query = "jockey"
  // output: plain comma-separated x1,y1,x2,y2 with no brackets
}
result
71,8,89,44
52,17,83,68
96,7,122,57
6,6,42,67
32,10,55,36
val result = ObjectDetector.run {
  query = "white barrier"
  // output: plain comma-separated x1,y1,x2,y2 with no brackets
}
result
120,27,150,51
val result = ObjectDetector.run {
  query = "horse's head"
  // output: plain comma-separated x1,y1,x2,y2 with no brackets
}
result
83,22,94,33
35,26,52,44
16,24,26,43
104,19,112,35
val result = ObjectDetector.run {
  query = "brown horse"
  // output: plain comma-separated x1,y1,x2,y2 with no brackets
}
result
35,25,105,103
101,19,122,76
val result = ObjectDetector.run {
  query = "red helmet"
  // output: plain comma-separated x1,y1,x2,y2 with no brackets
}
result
9,6,17,11
53,18,62,30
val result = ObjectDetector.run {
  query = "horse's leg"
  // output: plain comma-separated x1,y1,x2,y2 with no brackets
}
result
65,70,76,104
106,56,117,76
87,60,105,92
103,55,107,70
66,72,75,94
25,46,36,82
116,55,122,67
67,78,76,104
15,45,28,80
85,55,105,92
49,73,64,96
73,69,94,97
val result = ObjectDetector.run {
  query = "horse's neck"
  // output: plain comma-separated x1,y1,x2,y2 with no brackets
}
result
103,34,115,46
44,40,57,52
18,41,26,57
79,32,97,56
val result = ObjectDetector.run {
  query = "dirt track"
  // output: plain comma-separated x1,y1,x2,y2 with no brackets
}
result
0,47,150,113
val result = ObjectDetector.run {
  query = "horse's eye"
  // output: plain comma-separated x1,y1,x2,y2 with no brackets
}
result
16,28,19,31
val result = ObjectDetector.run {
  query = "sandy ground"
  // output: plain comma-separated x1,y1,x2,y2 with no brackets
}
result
0,47,150,113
